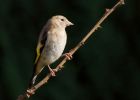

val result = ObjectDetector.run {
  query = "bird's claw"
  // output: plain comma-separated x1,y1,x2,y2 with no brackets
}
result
48,65,57,76
63,52,73,60
50,69,58,76
26,88,35,98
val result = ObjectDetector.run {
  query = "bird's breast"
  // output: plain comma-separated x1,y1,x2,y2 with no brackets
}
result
43,30,67,64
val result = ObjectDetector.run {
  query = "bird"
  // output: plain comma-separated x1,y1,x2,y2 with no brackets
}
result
29,15,74,87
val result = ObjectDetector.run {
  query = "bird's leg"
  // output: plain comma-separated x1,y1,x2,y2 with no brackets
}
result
47,65,57,76
62,52,73,60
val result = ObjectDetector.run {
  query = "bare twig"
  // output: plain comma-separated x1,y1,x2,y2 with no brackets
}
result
17,0,124,100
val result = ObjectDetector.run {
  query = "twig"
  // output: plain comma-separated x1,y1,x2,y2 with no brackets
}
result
17,0,124,99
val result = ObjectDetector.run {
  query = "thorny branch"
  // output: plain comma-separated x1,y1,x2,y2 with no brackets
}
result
17,0,125,100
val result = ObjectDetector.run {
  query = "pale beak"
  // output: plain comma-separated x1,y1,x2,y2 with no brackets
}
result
67,21,74,26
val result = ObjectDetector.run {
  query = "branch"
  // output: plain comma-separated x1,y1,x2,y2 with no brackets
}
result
17,0,124,99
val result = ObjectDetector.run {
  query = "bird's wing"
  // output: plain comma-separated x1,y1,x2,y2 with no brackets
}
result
34,24,48,64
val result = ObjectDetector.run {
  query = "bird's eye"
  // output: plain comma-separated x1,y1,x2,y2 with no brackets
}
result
60,19,64,21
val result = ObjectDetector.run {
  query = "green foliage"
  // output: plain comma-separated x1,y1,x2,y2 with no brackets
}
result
0,0,139,100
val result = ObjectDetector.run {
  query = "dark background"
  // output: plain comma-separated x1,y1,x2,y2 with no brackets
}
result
0,0,140,100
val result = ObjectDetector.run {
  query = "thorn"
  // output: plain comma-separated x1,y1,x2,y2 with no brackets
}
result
98,25,102,29
95,25,102,31
120,0,125,5
59,65,64,69
105,8,110,13
80,42,84,46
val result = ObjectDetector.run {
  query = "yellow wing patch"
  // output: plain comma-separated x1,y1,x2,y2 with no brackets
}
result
34,42,43,64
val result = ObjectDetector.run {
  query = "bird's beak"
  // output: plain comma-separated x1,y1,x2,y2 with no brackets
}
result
67,21,74,26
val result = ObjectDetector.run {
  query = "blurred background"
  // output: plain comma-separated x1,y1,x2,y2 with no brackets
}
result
0,0,140,100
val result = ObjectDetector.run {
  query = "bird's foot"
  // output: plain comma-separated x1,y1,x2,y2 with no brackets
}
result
62,52,73,60
48,65,57,76
26,87,35,98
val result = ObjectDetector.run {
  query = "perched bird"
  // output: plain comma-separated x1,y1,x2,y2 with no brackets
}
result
29,15,73,87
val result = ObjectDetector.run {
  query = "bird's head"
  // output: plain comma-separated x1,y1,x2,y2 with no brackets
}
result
49,15,74,29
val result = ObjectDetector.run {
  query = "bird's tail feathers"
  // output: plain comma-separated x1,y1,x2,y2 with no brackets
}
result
28,63,38,88
28,62,45,88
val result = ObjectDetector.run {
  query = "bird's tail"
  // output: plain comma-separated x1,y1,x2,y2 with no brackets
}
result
28,63,38,88
28,62,45,88
29,75,37,88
